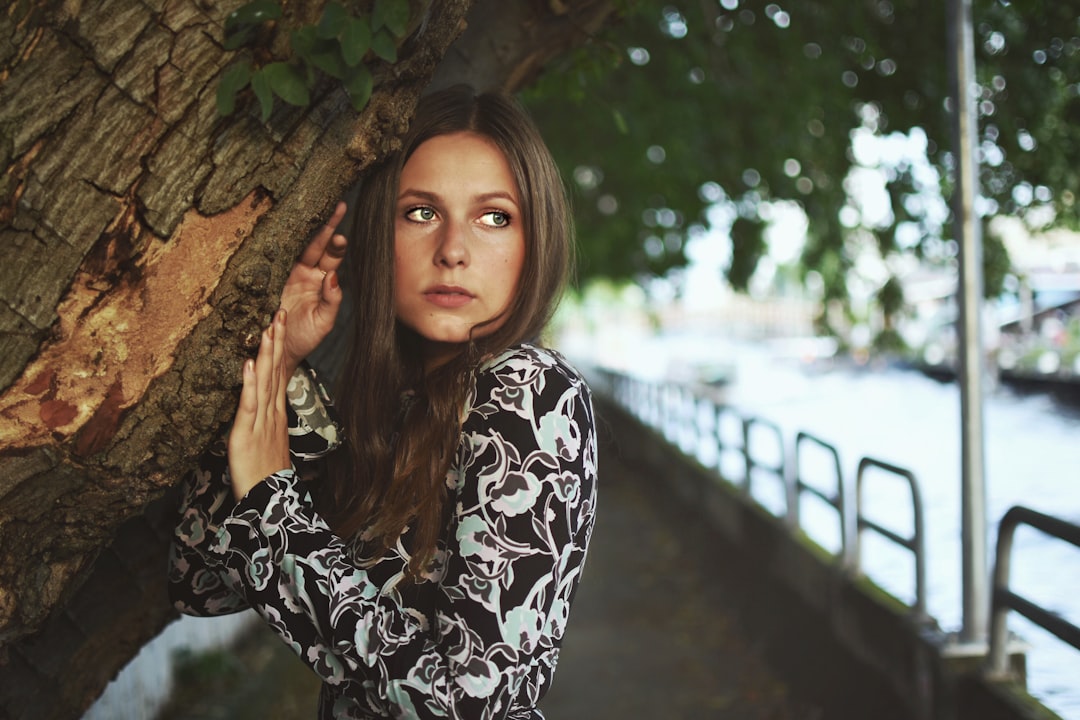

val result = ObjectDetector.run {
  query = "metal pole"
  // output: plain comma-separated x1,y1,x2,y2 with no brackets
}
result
947,0,988,646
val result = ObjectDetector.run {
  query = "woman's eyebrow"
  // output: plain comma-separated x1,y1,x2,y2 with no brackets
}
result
397,188,520,207
398,188,439,203
474,191,520,207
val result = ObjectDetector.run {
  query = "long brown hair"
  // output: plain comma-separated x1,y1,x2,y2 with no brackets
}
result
322,85,573,577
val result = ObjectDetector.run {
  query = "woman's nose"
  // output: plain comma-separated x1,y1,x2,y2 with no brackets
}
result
435,220,469,267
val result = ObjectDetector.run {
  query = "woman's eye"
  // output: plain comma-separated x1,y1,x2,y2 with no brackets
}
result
405,206,436,222
481,211,511,228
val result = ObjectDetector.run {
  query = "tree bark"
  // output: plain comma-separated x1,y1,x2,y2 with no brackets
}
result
429,0,620,93
0,0,472,716
0,1,617,718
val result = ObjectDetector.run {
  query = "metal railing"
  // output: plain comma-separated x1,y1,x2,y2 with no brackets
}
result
742,415,786,510
988,506,1080,677
793,431,846,552
595,367,1080,696
595,368,926,611
854,457,927,619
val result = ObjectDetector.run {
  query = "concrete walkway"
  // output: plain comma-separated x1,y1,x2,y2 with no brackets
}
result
538,449,806,719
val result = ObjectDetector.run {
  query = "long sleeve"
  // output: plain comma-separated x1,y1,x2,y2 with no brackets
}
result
168,363,342,616
205,345,598,719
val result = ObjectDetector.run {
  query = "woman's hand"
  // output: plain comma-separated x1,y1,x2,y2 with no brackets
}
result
279,201,349,377
229,309,292,501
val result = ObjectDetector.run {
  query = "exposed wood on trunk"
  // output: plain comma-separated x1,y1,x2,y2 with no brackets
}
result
1,191,272,452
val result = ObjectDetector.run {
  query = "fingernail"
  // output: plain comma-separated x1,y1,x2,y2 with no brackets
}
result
267,323,274,340
329,271,339,289
245,359,254,375
278,308,287,323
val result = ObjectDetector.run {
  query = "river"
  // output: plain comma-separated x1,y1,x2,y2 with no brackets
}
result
574,328,1080,719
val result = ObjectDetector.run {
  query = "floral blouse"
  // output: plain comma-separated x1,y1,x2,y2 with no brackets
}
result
168,344,598,719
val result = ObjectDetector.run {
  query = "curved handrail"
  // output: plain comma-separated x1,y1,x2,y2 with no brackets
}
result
793,431,847,560
741,415,787,515
988,505,1080,677
854,457,927,619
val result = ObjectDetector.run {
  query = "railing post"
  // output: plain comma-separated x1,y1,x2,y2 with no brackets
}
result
741,417,753,492
948,0,989,648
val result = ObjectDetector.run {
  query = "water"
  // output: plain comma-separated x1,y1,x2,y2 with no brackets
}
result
572,330,1080,720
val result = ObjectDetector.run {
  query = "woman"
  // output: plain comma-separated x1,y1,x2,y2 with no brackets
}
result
169,85,598,720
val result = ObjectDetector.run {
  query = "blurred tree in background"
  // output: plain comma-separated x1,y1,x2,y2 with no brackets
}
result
524,0,1080,340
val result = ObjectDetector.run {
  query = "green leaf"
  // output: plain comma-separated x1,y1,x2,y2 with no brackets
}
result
371,28,397,63
216,60,252,116
341,16,372,67
290,26,317,60
309,41,347,79
344,64,374,111
372,0,410,37
263,62,310,107
225,0,281,31
251,68,273,122
317,2,348,39
727,216,766,292
223,25,256,51
612,109,629,135
293,26,347,80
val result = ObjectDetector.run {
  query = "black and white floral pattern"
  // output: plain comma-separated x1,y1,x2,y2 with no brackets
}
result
169,344,597,719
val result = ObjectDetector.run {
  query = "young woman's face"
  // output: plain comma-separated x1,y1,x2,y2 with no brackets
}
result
393,131,526,365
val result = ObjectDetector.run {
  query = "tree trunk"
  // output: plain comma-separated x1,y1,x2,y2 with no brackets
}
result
429,0,620,93
0,1,616,718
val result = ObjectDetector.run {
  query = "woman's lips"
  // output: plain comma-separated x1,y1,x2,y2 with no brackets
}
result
423,286,474,308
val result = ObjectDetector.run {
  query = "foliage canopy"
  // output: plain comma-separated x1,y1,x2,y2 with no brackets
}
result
524,0,1080,329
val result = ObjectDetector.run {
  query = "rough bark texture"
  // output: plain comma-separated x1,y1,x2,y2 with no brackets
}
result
429,0,620,93
0,1,617,718
0,0,473,716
